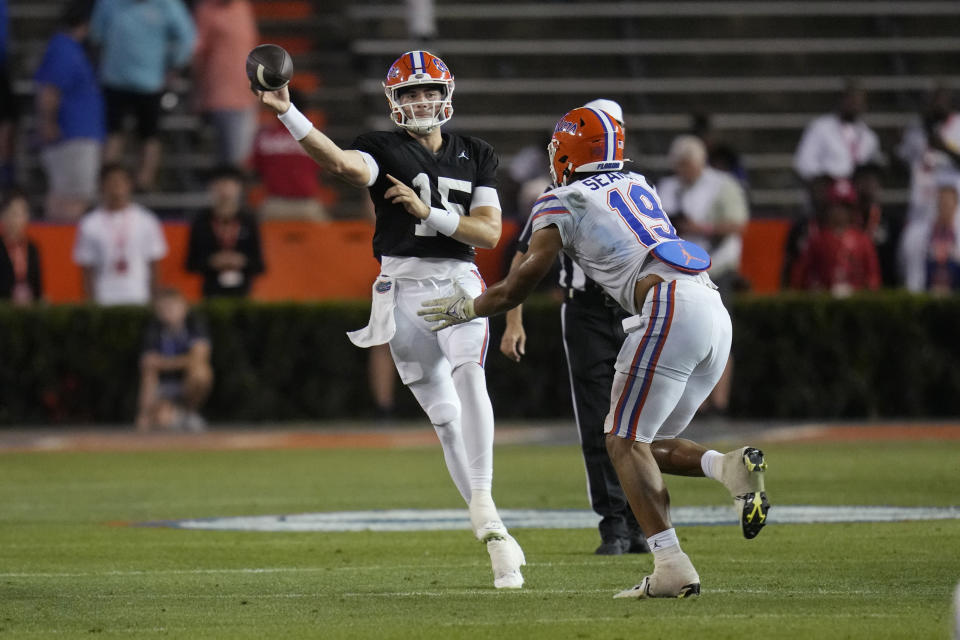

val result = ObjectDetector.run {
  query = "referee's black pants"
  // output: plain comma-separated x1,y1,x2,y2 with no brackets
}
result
561,296,642,543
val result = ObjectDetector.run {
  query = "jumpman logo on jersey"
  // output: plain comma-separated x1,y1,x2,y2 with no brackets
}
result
679,244,708,266
457,151,469,160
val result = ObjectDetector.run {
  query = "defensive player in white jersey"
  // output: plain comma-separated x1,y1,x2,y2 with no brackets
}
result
254,51,524,589
420,107,771,599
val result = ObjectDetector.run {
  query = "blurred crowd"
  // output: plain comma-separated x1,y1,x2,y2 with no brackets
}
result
1,0,338,221
2,0,960,430
501,81,960,299
0,0,355,429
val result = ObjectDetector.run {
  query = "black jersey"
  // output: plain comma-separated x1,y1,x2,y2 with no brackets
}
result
351,130,499,262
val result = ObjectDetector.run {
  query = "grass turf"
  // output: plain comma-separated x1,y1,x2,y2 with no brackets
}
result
0,438,958,638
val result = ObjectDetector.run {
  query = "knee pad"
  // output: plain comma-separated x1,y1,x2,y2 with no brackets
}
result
426,401,459,426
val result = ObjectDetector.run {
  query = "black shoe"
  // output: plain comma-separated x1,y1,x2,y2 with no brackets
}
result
594,538,630,555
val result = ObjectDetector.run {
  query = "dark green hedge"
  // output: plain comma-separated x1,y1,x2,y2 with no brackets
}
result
729,292,960,419
1,292,958,425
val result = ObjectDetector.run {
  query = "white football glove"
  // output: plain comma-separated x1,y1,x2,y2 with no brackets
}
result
418,282,477,331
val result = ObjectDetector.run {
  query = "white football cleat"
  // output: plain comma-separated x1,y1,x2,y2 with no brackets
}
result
477,521,526,589
614,551,700,599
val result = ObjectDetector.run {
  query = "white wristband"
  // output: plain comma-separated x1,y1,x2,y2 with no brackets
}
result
425,207,460,236
278,103,313,141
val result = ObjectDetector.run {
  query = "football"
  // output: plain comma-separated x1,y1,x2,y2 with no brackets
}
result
246,44,294,92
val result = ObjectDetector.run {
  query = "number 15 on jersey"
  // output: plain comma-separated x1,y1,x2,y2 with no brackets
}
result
410,172,473,237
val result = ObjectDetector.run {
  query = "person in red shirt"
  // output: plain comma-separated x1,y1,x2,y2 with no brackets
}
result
791,178,881,295
250,89,336,220
192,0,259,167
0,188,43,305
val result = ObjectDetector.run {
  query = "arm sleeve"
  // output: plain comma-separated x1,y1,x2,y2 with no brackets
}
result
470,186,500,211
529,191,574,248
351,134,383,187
357,151,379,187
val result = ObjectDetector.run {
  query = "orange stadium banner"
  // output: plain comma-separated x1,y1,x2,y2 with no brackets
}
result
27,218,784,302
29,220,522,303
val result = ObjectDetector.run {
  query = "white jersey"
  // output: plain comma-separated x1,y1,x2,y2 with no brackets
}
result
529,170,707,315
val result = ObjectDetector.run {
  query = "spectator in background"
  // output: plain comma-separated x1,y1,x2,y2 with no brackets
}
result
73,163,168,305
192,0,258,168
790,178,881,296
901,172,960,293
0,0,19,189
186,165,264,297
924,177,960,294
897,87,960,286
135,286,212,432
898,87,960,226
658,134,749,415
658,135,750,296
33,0,104,222
0,188,42,304
793,81,881,208
90,0,195,191
251,88,335,220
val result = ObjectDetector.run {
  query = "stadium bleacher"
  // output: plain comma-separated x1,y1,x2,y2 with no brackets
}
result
348,0,960,213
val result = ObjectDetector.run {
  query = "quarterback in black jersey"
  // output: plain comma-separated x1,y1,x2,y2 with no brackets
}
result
352,130,500,262
255,50,525,589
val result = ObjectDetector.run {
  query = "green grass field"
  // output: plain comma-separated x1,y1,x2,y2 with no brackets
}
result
1,435,958,638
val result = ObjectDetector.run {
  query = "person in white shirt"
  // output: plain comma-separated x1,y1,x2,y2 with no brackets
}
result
72,163,168,305
656,135,748,414
657,135,749,291
793,82,881,183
